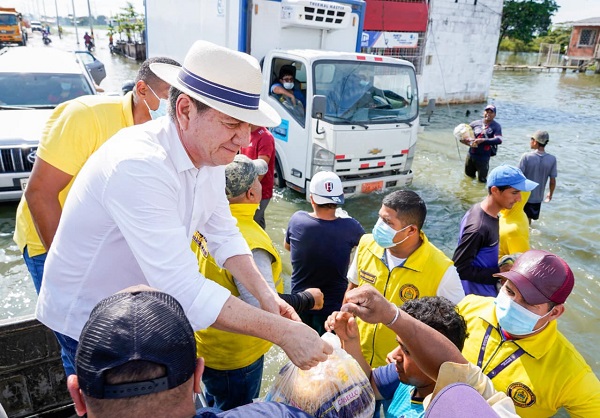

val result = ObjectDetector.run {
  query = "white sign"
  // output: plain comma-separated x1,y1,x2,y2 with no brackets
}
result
362,31,419,49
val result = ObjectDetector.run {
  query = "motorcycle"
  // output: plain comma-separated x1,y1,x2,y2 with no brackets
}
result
85,40,95,52
42,31,52,46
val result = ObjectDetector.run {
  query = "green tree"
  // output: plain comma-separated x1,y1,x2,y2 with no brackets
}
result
498,0,559,52
113,2,145,43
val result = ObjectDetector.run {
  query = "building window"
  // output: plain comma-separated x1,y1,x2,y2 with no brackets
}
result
578,29,597,47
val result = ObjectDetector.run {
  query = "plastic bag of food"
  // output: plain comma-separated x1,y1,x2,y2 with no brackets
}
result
264,332,375,418
453,123,475,142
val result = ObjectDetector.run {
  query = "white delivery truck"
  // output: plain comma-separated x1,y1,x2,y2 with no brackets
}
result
145,0,419,198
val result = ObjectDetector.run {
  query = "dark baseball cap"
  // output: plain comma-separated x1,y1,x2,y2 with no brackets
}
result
486,165,538,191
75,286,196,399
494,250,575,305
484,104,496,113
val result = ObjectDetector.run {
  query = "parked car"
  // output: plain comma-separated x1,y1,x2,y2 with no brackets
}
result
0,47,97,201
29,20,43,32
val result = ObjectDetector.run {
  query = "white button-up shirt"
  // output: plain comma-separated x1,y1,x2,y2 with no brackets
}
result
37,117,248,340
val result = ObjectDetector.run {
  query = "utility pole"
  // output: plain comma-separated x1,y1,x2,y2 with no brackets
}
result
41,0,47,24
86,0,94,41
71,0,79,45
54,0,61,38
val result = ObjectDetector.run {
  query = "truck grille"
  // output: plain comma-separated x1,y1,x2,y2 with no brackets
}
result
0,147,37,173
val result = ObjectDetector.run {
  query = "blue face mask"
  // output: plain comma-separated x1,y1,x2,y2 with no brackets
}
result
359,79,370,87
372,218,412,249
494,291,552,336
144,85,168,120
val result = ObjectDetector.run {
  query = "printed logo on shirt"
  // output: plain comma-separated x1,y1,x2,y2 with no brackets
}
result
192,231,209,258
359,270,376,284
507,382,536,408
398,284,419,302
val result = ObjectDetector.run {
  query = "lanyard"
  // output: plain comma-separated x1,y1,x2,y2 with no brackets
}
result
477,325,526,379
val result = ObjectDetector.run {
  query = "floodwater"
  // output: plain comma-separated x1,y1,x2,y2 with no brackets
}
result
1,30,599,412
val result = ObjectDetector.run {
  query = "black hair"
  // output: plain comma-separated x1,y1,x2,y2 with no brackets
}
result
315,203,337,210
135,57,181,87
279,64,296,80
168,86,211,121
401,297,468,351
381,190,426,230
488,184,512,194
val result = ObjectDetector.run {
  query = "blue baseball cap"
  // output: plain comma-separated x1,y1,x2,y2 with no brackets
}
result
486,165,538,191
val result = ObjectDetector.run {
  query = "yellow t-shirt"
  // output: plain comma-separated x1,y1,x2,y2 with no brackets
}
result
458,295,600,418
498,191,530,259
14,93,134,256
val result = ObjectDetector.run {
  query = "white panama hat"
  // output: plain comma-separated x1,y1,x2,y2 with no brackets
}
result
150,40,281,127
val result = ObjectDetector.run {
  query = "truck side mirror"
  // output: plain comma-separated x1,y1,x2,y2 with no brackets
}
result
312,95,326,119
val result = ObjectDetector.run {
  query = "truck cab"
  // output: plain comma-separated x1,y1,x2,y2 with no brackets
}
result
0,8,26,46
263,50,418,198
146,0,420,199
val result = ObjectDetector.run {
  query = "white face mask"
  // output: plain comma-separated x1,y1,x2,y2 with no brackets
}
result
144,84,168,120
283,82,294,90
372,218,412,249
494,291,553,336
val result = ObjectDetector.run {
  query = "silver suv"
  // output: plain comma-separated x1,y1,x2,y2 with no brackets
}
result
0,47,97,201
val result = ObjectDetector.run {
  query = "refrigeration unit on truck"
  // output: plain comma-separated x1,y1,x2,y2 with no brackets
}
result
145,0,419,199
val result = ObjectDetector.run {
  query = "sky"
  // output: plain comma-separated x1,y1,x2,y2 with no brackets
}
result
8,0,600,23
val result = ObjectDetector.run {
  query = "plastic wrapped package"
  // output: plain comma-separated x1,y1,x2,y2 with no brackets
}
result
453,123,475,143
264,333,375,418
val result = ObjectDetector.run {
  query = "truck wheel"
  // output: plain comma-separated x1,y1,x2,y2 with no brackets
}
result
274,159,285,189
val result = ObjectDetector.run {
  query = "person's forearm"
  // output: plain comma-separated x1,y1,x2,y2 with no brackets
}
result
385,305,467,380
341,337,371,378
224,254,277,310
548,178,556,198
25,189,62,250
212,295,330,369
280,291,314,313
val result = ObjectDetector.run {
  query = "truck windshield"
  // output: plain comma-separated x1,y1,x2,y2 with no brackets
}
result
0,14,19,25
314,61,418,124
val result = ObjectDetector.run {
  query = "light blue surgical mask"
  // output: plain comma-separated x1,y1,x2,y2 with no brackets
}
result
359,79,370,87
494,291,552,336
144,85,168,120
372,218,412,249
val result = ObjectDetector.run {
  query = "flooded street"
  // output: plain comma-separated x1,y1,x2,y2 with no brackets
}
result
1,30,599,410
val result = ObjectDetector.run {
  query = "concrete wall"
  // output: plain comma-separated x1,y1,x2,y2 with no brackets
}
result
419,0,503,104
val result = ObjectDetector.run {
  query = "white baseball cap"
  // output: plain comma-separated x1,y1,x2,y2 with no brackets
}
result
310,171,344,205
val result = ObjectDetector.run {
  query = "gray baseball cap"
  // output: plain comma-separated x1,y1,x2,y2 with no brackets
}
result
225,154,268,198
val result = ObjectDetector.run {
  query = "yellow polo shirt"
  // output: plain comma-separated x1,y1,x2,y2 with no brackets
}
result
458,295,600,418
355,233,451,367
14,93,134,257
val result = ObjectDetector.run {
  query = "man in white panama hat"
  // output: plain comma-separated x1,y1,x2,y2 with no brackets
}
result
36,40,333,377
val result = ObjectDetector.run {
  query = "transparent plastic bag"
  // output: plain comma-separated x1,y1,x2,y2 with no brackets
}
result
453,123,475,142
264,333,375,418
